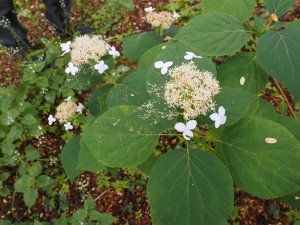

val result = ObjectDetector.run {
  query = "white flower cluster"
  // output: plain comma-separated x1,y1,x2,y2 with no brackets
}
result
61,35,120,76
55,101,77,123
0,16,10,28
146,11,175,29
70,35,110,67
48,97,85,131
164,62,220,120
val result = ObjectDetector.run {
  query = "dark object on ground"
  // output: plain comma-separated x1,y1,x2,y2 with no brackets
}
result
0,0,71,48
76,24,94,35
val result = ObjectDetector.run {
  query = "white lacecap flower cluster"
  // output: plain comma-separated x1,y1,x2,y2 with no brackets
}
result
62,35,120,76
164,62,220,120
48,97,85,131
70,35,110,67
146,11,175,30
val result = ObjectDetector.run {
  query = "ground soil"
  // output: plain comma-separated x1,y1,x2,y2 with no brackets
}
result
1,0,300,224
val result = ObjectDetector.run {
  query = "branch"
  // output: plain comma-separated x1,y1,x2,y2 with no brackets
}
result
271,78,298,120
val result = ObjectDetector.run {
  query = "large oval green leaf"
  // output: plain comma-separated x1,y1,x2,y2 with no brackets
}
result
202,0,256,22
257,29,300,99
217,117,300,199
81,105,176,168
175,13,248,56
218,53,268,94
122,32,163,61
215,87,257,126
264,0,296,17
61,136,82,181
106,69,150,108
148,149,233,225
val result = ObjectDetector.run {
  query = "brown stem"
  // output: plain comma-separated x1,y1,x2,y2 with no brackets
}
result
94,188,112,202
271,78,298,119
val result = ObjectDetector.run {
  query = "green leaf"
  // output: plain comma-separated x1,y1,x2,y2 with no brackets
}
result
287,19,300,31
281,192,300,209
23,188,38,208
202,0,256,22
175,13,248,56
77,139,105,172
14,175,35,192
123,32,163,61
87,84,113,116
164,25,182,37
36,175,56,190
264,0,295,17
84,195,96,211
257,29,300,98
26,148,40,161
218,53,268,94
0,220,11,225
148,149,233,225
22,114,38,126
96,213,117,225
106,70,150,108
253,16,267,33
52,216,68,225
81,105,175,168
254,99,300,141
71,208,88,222
61,136,83,181
28,162,42,177
215,87,257,126
7,124,24,141
217,117,300,198
137,153,159,175
33,220,44,225
65,60,109,91
45,90,56,104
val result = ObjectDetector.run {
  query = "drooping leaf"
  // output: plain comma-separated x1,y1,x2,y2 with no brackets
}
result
122,32,163,61
175,13,248,56
81,104,176,168
61,136,82,181
257,29,300,98
264,0,296,17
218,53,268,94
148,149,233,225
202,0,256,22
217,117,300,199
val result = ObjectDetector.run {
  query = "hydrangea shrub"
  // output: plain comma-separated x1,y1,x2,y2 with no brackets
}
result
61,0,300,224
